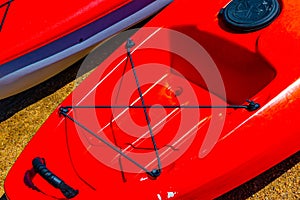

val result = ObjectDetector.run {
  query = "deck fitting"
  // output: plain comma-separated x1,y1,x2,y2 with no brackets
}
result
246,100,260,111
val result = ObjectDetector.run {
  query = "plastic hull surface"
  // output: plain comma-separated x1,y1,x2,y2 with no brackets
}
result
0,0,172,99
4,0,300,199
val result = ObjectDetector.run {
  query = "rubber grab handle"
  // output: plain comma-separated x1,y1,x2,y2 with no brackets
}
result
32,157,78,199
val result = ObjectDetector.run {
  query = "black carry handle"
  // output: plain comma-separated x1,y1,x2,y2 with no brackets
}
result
32,157,78,199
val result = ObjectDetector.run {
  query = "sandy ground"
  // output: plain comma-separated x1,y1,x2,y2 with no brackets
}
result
0,57,299,199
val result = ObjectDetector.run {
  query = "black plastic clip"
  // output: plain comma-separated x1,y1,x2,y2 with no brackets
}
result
245,100,260,111
59,106,70,117
147,169,161,179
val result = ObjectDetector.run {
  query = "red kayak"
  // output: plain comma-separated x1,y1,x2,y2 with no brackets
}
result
3,0,300,199
0,0,172,99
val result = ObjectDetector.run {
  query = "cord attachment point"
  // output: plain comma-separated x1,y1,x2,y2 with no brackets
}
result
147,169,161,179
59,106,70,116
245,100,260,111
125,38,135,52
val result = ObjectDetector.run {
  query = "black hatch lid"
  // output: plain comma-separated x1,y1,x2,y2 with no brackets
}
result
220,0,280,32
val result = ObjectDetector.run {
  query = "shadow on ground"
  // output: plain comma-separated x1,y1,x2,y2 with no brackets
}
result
217,151,299,200
0,58,84,123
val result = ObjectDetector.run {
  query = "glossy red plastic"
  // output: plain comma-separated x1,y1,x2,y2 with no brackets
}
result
0,0,130,65
4,0,300,199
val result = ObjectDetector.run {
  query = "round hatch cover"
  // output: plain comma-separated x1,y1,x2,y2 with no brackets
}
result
220,0,280,32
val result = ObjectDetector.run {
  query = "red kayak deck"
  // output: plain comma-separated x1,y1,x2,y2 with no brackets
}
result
0,0,129,65
4,0,300,199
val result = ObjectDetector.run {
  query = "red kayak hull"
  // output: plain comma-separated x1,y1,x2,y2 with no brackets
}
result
4,0,300,199
0,0,172,99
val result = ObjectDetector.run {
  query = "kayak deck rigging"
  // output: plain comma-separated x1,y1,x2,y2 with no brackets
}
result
0,0,12,31
58,39,260,180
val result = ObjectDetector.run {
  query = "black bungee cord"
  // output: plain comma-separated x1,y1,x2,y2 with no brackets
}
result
59,38,260,179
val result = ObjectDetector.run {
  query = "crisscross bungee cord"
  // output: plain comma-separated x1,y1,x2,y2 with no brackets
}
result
59,39,260,178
